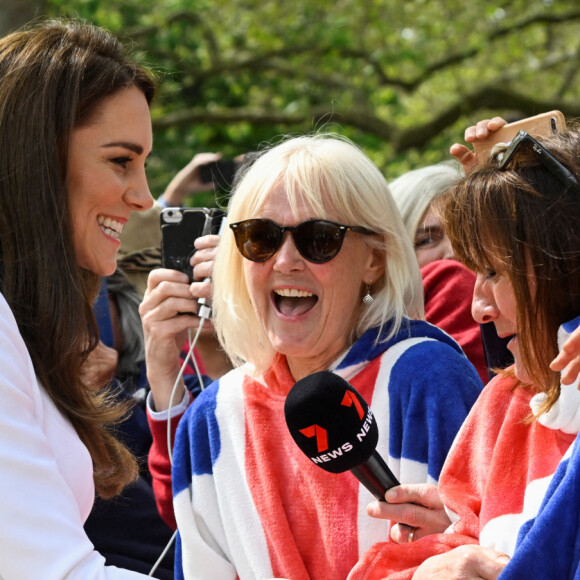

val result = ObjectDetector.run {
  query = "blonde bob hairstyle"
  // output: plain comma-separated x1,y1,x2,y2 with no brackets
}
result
212,133,424,374
389,161,462,244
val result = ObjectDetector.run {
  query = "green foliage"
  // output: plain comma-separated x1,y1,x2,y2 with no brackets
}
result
47,0,580,205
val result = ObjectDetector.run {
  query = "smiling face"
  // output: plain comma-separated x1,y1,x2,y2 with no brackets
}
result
243,186,384,380
67,85,154,276
414,205,455,268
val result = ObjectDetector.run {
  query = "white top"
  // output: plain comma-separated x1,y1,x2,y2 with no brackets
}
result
0,292,147,579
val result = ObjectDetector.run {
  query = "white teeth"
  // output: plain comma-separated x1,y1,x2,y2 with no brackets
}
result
102,226,120,240
97,215,124,238
274,288,314,298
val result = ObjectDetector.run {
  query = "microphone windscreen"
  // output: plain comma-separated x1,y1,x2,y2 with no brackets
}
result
284,370,378,474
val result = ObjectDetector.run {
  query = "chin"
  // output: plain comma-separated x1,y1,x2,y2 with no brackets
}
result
101,265,117,277
81,261,117,277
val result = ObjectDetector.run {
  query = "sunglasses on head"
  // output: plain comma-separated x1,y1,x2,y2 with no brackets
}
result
229,218,376,263
496,130,579,190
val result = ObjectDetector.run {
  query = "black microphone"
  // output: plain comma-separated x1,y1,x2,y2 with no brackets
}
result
284,370,400,501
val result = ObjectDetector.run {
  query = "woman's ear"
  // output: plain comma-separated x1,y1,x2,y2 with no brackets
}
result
365,247,385,285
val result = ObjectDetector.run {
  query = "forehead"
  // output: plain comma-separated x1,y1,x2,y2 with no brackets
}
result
420,205,443,226
256,182,339,222
76,85,152,146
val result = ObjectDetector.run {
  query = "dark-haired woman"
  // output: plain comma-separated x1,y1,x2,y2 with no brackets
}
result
0,19,160,578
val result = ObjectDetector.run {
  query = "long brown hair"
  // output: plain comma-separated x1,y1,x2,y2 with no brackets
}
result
442,127,580,413
0,19,156,497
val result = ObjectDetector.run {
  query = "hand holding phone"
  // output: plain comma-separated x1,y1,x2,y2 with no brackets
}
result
473,110,566,164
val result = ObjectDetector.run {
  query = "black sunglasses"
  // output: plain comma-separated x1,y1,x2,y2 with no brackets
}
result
496,130,579,190
229,218,376,263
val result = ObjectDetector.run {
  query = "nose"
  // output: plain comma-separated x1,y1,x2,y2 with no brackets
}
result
124,169,154,211
440,235,455,260
471,273,498,324
272,231,305,271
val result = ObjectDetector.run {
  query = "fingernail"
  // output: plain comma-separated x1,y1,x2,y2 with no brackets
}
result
366,502,379,515
385,489,399,501
496,554,510,564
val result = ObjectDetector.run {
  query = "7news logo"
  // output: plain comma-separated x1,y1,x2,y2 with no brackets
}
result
298,389,373,464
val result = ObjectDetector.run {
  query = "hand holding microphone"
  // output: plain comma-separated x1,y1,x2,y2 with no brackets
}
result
367,482,451,543
284,370,449,543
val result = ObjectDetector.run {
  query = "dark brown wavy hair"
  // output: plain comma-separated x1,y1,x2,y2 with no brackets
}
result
0,19,156,498
441,126,580,414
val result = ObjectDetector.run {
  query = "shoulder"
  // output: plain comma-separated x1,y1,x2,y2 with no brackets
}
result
384,322,484,400
387,318,470,360
172,379,223,484
441,372,522,464
354,319,481,386
0,293,37,388
173,367,248,484
0,292,19,338
179,366,247,433
458,371,523,428
371,317,468,358
392,336,470,368
476,371,521,406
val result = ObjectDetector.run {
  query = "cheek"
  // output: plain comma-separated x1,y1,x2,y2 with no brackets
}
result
67,196,87,241
496,280,518,322
321,264,362,309
244,262,269,305
499,297,518,324
415,247,436,268
68,175,102,222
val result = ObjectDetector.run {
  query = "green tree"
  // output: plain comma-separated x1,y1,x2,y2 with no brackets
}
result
45,0,580,203
0,0,47,36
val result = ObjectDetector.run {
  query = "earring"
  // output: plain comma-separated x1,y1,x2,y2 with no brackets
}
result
363,281,373,305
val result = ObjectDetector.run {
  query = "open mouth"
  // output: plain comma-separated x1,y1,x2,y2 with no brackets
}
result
97,215,124,241
273,288,318,317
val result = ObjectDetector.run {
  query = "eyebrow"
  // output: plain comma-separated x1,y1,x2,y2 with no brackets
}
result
101,141,151,157
416,224,444,234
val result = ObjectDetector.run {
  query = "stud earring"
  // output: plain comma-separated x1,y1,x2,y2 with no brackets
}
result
363,280,374,305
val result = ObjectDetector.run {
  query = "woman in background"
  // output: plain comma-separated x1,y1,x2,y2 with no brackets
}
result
390,162,489,383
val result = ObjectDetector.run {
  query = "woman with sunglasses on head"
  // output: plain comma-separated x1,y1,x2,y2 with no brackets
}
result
157,133,483,580
348,120,580,580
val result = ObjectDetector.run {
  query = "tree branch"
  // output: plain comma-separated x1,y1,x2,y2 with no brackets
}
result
394,86,580,152
339,10,580,92
133,9,580,96
153,86,580,154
